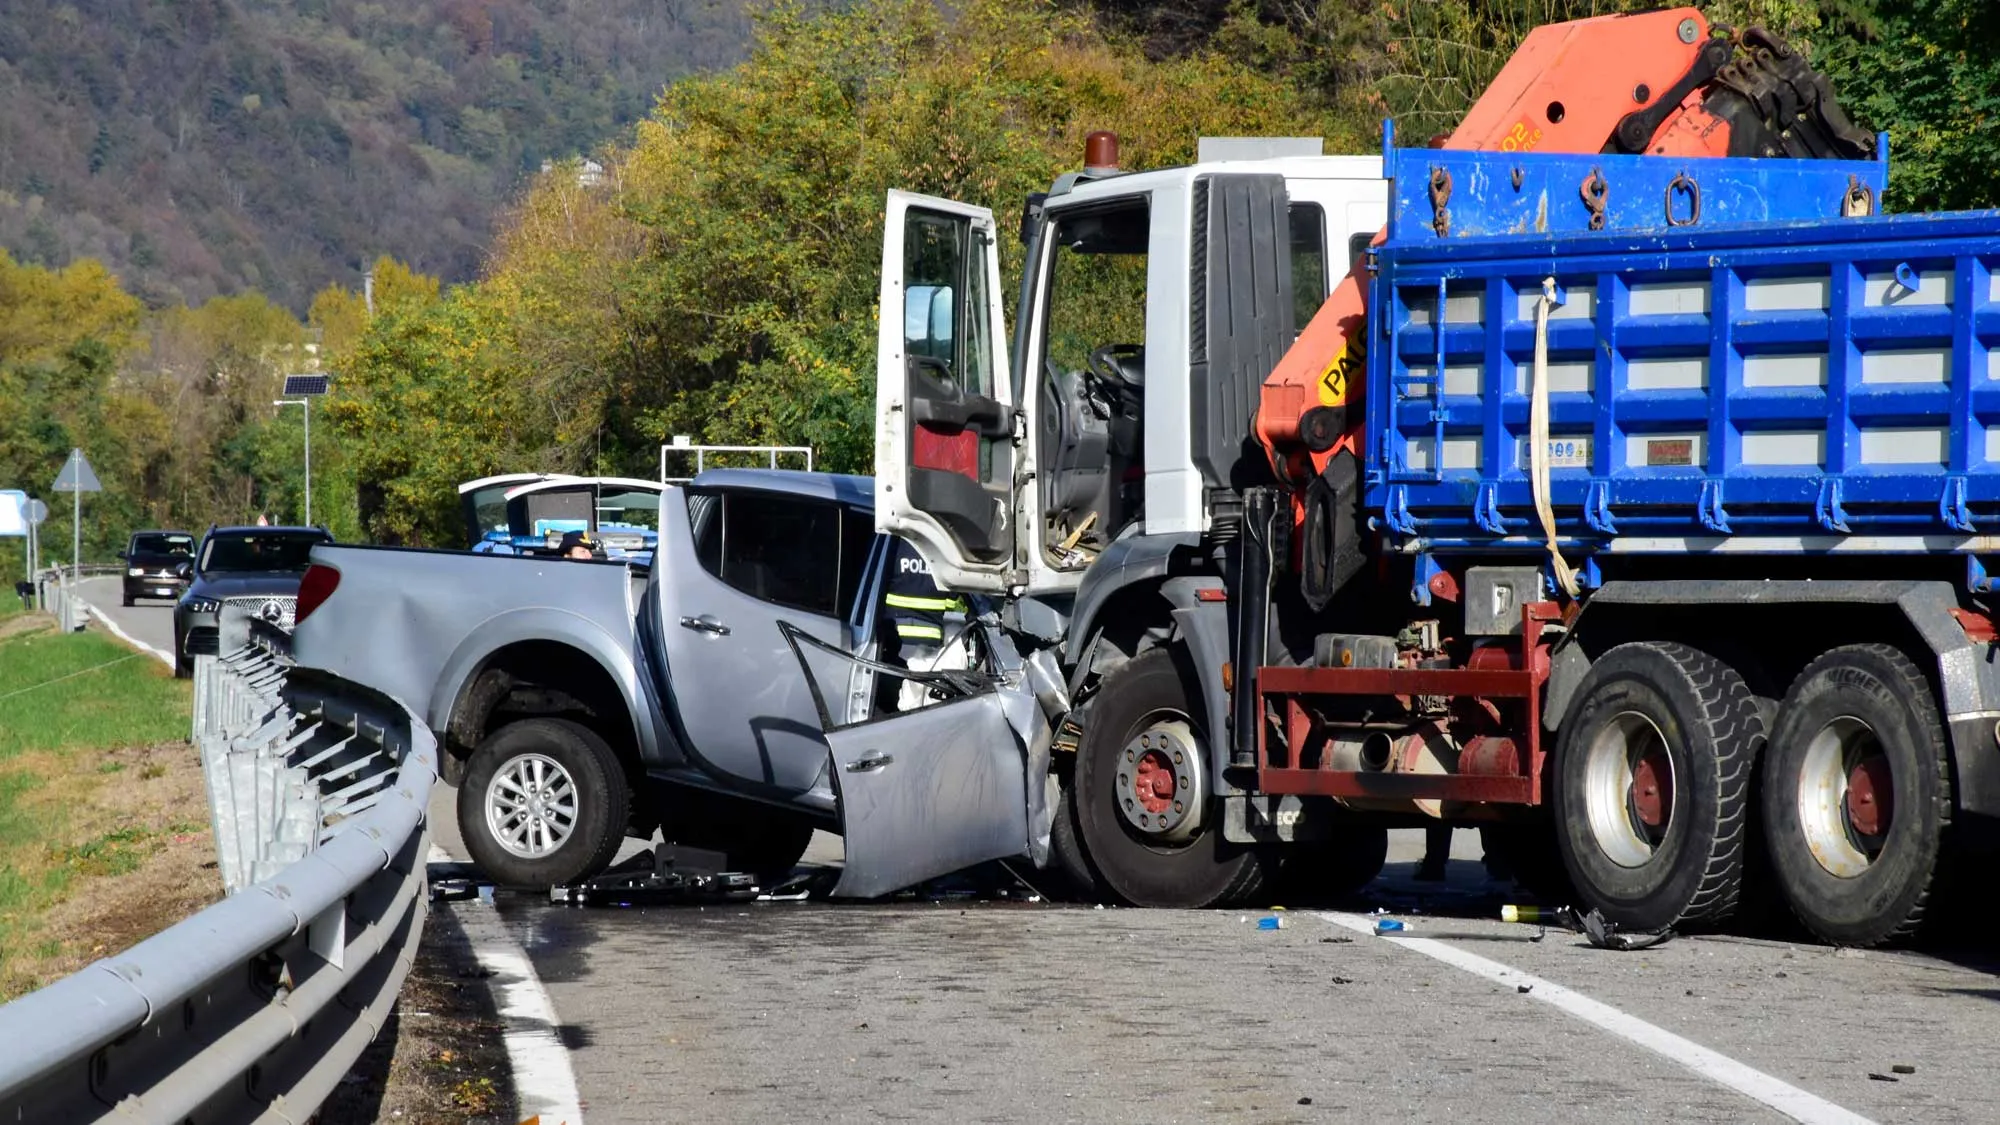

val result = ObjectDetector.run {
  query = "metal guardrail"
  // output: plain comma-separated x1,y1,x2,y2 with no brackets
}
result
36,564,122,632
0,608,438,1123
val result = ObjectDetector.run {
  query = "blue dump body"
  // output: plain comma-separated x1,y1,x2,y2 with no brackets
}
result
1363,138,2000,564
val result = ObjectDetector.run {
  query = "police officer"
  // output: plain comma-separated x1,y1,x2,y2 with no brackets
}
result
557,530,603,560
884,536,969,709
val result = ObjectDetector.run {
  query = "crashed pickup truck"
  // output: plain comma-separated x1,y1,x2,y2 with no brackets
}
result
291,468,1058,895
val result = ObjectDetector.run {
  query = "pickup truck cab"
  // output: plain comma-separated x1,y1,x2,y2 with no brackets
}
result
294,469,1041,895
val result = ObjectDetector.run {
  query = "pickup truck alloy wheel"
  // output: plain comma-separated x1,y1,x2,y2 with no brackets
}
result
458,718,629,889
486,753,579,859
1760,645,1948,947
1552,641,1759,931
1074,647,1269,908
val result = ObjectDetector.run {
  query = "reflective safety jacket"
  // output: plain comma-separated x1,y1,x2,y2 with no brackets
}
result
885,538,967,644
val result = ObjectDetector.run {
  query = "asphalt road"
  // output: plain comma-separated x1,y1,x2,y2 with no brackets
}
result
423,780,2000,1125
75,576,178,665
86,583,1997,1124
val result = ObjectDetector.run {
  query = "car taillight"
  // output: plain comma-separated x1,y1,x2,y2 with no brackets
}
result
296,564,340,624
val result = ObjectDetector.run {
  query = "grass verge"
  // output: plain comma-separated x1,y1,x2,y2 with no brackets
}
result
0,613,212,998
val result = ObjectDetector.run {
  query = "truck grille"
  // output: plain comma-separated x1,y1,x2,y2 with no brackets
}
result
225,595,298,630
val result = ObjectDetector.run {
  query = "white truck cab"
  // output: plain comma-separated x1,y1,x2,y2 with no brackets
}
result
875,139,1387,598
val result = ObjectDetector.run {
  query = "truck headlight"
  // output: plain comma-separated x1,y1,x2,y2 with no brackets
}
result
127,567,144,576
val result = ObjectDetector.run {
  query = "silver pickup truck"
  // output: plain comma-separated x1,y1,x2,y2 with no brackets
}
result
291,469,1056,895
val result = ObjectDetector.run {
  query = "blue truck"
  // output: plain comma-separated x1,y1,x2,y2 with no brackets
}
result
871,114,2000,945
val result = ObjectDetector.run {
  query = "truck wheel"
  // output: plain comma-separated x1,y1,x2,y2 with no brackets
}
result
668,798,816,888
459,718,630,889
1760,645,1949,947
1048,772,1109,900
1276,825,1388,903
1552,642,1760,930
1073,647,1271,908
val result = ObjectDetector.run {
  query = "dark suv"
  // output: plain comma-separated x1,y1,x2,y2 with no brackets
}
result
119,530,196,606
173,526,333,677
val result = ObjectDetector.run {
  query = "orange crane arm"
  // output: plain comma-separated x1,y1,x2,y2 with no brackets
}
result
1257,8,1872,497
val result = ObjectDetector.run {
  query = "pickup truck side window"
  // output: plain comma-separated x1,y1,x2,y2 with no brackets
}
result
691,490,843,617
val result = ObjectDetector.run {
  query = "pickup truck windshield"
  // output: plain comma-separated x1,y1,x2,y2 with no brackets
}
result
201,533,327,573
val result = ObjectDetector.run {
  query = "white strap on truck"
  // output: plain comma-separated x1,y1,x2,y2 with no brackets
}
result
1530,276,1581,597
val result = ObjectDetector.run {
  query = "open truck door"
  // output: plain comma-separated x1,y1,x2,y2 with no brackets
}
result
781,622,1032,899
875,191,1018,593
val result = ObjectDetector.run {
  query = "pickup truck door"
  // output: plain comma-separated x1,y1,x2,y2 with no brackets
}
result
875,191,1018,593
782,623,1029,898
651,487,870,794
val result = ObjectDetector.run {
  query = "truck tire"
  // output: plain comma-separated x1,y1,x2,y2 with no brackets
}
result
1759,645,1949,947
1048,773,1109,900
459,718,629,889
1552,641,1760,931
1073,647,1271,908
1276,825,1388,903
667,798,816,888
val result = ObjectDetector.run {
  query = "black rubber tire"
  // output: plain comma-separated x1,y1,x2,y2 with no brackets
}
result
1074,647,1272,908
173,631,192,680
1482,822,1576,903
667,797,816,888
1759,645,1950,947
1552,641,1761,930
121,592,134,607
1047,771,1110,901
458,718,630,889
1275,824,1389,904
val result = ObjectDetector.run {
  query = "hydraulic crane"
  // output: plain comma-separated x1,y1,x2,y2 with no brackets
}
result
1254,7,1874,606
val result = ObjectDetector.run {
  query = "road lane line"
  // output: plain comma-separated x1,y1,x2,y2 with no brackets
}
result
429,844,585,1125
78,597,176,669
1317,912,1875,1125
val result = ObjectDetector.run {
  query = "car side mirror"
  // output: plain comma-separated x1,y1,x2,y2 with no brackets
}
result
116,551,127,560
176,562,193,579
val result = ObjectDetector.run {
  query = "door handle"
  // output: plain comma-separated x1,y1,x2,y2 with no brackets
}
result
845,751,894,773
679,614,731,636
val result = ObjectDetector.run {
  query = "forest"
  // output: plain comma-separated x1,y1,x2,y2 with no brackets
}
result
1,0,1996,565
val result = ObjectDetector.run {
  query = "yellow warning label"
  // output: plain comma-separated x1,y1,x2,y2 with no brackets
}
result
1317,331,1366,407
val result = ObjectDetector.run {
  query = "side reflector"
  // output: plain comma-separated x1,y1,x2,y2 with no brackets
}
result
1221,662,1234,693
296,564,340,625
1195,587,1227,602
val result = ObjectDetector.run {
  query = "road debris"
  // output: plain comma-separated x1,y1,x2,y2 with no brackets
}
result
1893,1065,1916,1075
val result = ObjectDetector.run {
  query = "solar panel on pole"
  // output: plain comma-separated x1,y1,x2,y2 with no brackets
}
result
283,374,330,397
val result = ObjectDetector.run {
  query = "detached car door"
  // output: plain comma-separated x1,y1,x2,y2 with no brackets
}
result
652,486,875,794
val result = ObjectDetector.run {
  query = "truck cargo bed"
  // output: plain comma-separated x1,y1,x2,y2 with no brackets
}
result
1364,143,2000,554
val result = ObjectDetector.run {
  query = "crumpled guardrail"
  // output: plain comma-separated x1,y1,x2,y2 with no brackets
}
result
0,608,437,1124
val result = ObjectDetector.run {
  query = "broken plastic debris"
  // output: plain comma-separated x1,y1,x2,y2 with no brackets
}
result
1867,1073,1899,1083
1892,1064,1916,1075
1374,919,1407,935
1258,916,1285,931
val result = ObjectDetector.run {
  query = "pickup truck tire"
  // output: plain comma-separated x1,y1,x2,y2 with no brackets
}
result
1759,644,1949,947
1552,641,1760,931
459,718,630,889
1073,647,1271,908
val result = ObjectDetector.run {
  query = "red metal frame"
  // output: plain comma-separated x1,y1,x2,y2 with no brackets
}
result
1254,603,1559,806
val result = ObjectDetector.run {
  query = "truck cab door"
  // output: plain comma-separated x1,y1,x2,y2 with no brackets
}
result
875,191,1018,593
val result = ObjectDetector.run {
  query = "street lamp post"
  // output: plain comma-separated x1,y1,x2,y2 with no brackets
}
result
275,373,330,527
273,398,312,526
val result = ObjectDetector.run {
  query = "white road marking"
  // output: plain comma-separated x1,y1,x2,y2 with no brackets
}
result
1318,912,1877,1125
77,597,176,669
430,843,585,1125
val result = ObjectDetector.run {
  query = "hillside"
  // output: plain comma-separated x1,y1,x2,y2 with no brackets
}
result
0,0,749,310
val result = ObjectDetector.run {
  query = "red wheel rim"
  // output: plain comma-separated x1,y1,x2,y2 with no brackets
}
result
1631,748,1673,830
1844,755,1893,839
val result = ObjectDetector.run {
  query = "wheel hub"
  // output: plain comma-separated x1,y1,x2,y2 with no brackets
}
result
1843,753,1893,840
1798,716,1890,877
1630,748,1674,829
485,752,580,860
1114,718,1205,842
1583,710,1676,869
